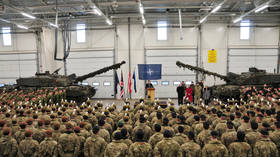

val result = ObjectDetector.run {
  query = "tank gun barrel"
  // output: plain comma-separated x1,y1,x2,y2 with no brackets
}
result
75,61,126,82
176,61,229,81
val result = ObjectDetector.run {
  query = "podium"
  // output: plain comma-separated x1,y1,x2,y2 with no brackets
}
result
147,88,155,101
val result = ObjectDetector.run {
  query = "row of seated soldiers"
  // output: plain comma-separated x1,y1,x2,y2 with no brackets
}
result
0,90,279,156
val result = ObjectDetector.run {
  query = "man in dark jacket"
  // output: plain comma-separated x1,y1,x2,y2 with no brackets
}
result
177,82,185,105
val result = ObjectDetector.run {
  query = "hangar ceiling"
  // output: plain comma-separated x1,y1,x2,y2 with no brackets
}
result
0,0,279,29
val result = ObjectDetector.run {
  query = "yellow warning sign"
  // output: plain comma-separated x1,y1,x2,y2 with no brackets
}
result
208,49,217,63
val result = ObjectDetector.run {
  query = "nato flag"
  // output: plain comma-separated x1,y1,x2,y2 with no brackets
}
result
138,64,162,80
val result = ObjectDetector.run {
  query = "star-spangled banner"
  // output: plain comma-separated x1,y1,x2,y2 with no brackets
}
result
138,64,162,80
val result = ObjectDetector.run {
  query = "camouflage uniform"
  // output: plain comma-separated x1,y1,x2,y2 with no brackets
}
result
84,134,107,157
18,137,39,157
221,129,237,148
99,128,111,143
201,139,228,157
57,132,80,157
253,138,278,157
38,137,58,157
228,141,252,157
153,138,180,157
148,132,163,149
104,140,128,157
196,129,211,147
245,130,261,153
270,129,280,157
14,129,25,144
172,133,188,145
0,135,18,157
215,120,227,137
128,142,153,157
132,123,152,142
180,141,201,157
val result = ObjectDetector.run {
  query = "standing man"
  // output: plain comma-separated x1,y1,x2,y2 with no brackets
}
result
203,86,211,105
190,81,195,103
145,80,154,98
194,83,202,105
177,82,185,105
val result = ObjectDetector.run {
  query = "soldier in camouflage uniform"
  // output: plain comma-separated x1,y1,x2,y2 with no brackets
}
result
17,130,39,157
104,131,128,157
172,126,188,145
154,130,180,157
245,121,261,155
228,131,252,157
57,123,80,157
0,127,18,157
84,126,107,157
98,119,111,143
196,121,211,148
221,121,237,148
270,121,280,157
201,130,228,157
148,124,163,149
14,122,27,144
38,129,58,157
253,130,278,157
132,116,152,142
180,131,201,157
128,129,153,157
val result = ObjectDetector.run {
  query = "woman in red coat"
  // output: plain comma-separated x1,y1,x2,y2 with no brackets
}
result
185,85,193,103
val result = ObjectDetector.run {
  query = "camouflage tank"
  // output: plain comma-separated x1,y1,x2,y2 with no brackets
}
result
13,61,126,102
176,61,280,100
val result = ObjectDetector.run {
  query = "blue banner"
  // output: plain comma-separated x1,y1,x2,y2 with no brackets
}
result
138,64,162,80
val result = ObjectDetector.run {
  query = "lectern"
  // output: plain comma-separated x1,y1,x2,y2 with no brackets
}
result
147,88,155,101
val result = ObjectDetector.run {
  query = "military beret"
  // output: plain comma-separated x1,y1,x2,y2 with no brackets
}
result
66,123,73,130
45,129,53,137
25,129,33,137
74,126,80,133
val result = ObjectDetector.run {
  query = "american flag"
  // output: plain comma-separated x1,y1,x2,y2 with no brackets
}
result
120,70,124,98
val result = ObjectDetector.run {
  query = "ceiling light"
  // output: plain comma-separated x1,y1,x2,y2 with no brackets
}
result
142,15,146,25
93,7,102,16
211,5,222,13
233,17,242,23
139,3,144,14
199,17,207,23
255,4,268,13
49,22,58,28
0,18,10,23
106,18,112,25
17,24,28,30
21,12,36,19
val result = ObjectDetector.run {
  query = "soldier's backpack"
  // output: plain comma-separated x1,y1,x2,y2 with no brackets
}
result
0,137,12,156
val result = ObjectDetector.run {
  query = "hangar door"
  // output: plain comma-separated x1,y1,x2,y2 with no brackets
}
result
67,50,114,98
145,49,197,98
228,49,278,74
0,53,37,85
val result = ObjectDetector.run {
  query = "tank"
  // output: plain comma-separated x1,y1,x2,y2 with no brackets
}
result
13,61,126,102
176,61,280,100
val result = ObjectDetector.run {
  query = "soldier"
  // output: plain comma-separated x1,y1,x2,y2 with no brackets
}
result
161,117,175,136
128,129,153,157
154,130,180,157
215,114,228,137
98,119,111,143
104,131,128,157
228,131,252,157
245,121,261,153
57,123,80,157
14,121,27,144
38,129,59,157
74,126,86,157
201,130,228,157
84,125,107,157
17,130,39,157
132,116,152,142
238,116,252,133
180,131,201,157
194,83,202,105
148,124,163,149
253,129,278,157
0,127,18,157
270,121,280,157
172,126,188,145
221,121,237,148
121,128,132,148
196,121,211,148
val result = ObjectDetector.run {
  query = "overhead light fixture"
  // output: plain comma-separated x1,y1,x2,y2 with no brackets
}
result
211,4,222,13
0,18,10,23
49,22,58,28
139,3,144,15
199,17,207,23
142,15,146,25
106,18,112,25
21,12,36,19
255,4,269,13
233,17,242,23
17,24,28,30
93,6,102,16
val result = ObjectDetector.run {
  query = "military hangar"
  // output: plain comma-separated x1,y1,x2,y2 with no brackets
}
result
0,0,280,156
